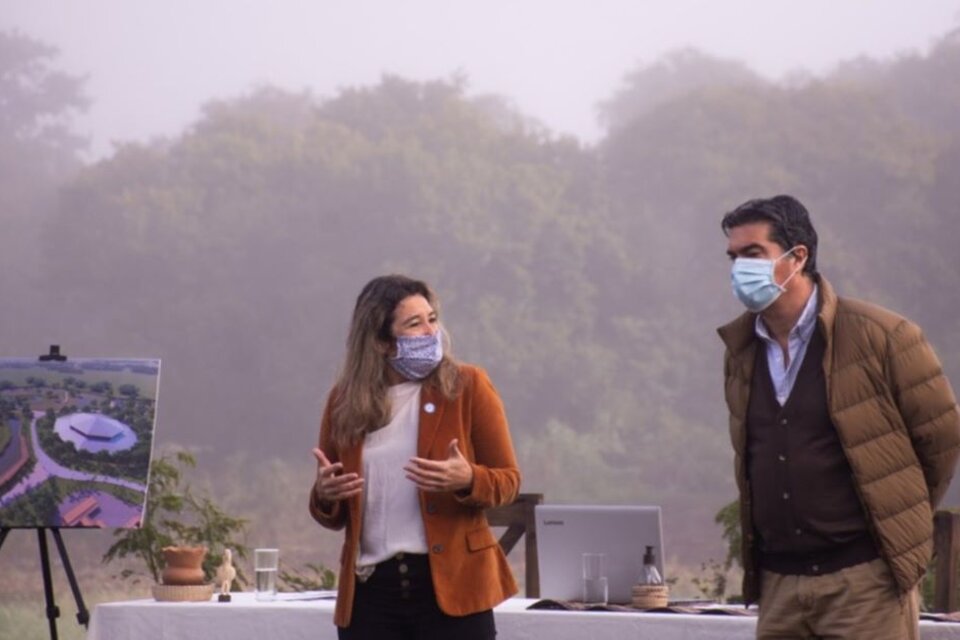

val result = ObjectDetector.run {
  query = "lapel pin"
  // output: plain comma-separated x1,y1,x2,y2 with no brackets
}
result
424,402,436,414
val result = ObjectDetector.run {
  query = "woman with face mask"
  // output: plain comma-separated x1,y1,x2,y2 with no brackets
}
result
309,274,521,640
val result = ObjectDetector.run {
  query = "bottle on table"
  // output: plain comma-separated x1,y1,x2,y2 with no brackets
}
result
640,545,662,585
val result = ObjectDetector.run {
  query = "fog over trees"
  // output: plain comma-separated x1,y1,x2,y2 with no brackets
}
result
1,21,960,607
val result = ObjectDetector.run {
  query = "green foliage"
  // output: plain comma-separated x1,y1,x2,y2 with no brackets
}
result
689,500,742,602
690,558,730,602
102,450,250,586
0,426,36,507
922,563,937,611
0,25,86,295
1,585,143,640
0,420,11,454
117,384,139,397
278,563,337,591
0,26,957,576
598,48,763,131
715,500,742,571
0,478,142,525
0,30,86,142
0,476,64,524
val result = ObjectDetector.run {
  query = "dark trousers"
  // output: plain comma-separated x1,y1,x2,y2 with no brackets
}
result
337,553,496,640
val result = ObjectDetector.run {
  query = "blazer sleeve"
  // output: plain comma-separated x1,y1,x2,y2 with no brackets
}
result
889,319,960,508
308,389,348,530
455,367,522,509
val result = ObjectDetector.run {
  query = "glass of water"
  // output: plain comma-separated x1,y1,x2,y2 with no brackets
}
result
254,548,279,601
582,552,608,605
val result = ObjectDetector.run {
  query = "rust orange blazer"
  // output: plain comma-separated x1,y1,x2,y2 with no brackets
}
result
308,364,521,628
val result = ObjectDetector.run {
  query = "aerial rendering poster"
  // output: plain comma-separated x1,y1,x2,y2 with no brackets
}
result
0,358,161,529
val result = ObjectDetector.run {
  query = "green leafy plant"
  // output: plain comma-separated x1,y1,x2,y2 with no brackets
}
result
715,499,742,572
278,563,337,591
691,499,742,603
691,558,730,601
102,450,250,586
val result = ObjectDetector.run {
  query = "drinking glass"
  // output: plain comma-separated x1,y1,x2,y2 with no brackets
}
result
254,548,279,601
581,552,608,605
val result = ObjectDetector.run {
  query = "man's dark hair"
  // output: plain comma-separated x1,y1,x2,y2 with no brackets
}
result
721,194,819,276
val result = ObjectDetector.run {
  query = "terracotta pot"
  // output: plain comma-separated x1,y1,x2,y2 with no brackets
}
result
161,546,207,586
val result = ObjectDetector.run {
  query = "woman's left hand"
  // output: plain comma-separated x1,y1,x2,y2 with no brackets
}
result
405,439,474,493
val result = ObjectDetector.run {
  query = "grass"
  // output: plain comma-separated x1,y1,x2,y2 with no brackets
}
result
0,584,149,640
0,529,150,640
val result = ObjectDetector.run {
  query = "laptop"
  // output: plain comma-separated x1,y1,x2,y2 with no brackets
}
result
534,504,664,604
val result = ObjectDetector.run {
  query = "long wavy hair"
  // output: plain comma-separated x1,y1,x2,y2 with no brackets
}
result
330,274,461,448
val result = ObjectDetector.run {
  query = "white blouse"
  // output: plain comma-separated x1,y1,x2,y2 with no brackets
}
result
356,382,429,573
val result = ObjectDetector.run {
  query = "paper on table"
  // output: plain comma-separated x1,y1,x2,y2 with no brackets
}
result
273,591,338,601
526,599,757,616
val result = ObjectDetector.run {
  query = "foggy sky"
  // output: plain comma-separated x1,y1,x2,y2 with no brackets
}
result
3,0,960,158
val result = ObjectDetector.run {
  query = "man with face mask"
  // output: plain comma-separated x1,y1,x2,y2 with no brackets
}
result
717,195,960,639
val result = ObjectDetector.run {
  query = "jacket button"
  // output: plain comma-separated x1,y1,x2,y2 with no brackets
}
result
432,544,443,554
426,503,437,514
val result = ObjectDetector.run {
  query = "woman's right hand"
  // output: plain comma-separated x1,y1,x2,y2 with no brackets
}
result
312,448,364,502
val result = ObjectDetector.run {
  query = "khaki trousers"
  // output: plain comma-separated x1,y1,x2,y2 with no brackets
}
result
757,559,919,640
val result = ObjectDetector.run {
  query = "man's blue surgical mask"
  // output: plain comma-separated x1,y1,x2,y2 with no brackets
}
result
389,330,443,380
730,247,804,313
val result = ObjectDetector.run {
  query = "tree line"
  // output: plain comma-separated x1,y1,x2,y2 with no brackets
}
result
2,27,959,562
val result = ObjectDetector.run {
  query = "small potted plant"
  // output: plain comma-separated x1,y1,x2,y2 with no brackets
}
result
102,451,249,600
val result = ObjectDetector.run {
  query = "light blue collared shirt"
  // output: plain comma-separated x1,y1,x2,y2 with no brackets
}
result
754,285,819,406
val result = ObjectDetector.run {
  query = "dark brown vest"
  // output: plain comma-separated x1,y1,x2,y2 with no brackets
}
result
746,328,876,573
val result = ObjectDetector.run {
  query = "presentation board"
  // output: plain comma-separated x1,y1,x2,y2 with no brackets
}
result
0,358,161,528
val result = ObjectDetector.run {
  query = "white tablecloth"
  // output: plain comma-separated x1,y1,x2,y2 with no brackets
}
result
87,593,960,640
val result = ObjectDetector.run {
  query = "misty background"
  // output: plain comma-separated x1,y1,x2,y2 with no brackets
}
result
2,0,960,628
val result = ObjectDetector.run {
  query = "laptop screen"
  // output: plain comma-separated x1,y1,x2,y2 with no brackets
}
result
535,504,664,604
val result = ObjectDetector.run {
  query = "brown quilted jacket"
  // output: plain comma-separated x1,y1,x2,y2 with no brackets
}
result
718,275,960,604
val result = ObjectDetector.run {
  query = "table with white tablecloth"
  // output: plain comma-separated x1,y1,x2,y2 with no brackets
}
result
86,593,960,640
